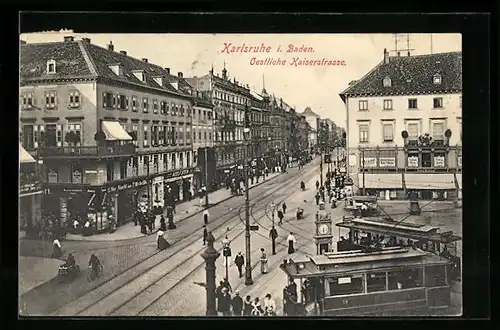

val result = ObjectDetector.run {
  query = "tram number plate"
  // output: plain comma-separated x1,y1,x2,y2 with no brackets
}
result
248,225,259,231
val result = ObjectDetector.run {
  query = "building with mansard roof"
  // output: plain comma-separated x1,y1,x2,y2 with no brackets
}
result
339,49,462,200
20,36,197,233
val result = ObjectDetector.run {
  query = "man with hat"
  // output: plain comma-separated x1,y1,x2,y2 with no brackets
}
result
231,292,243,316
217,287,232,316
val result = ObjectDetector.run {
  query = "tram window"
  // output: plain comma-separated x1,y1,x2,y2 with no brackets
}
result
425,265,447,287
388,268,423,290
329,275,364,296
367,272,387,292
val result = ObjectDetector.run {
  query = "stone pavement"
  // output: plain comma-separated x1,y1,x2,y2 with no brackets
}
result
64,172,282,242
19,257,63,296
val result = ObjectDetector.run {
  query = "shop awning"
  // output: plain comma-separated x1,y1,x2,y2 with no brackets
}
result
19,144,36,164
404,173,456,190
455,173,462,189
357,173,403,189
102,121,133,141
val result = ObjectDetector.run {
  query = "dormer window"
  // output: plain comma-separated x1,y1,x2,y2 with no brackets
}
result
383,76,392,87
132,70,145,82
47,59,56,74
170,82,179,90
153,76,163,86
108,63,123,76
433,74,442,85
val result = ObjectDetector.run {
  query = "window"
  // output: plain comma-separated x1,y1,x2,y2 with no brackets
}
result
143,98,149,113
171,153,176,170
45,91,57,109
329,275,364,296
421,152,431,167
68,91,81,109
432,121,445,140
433,74,442,85
132,123,139,146
143,124,149,147
163,125,168,145
208,132,212,141
132,157,139,176
153,155,159,172
143,156,150,174
358,123,369,143
67,123,82,145
47,59,56,74
204,131,207,141
367,272,387,293
179,152,184,168
116,94,126,110
119,160,127,179
161,101,167,114
199,131,202,140
433,97,443,109
382,122,394,142
21,93,34,110
407,122,419,140
153,99,159,114
383,99,393,110
425,265,447,287
388,268,423,290
408,99,418,109
102,92,113,109
163,153,168,171
106,161,114,182
132,96,138,112
22,125,35,149
358,100,368,111
383,76,392,87
152,125,159,146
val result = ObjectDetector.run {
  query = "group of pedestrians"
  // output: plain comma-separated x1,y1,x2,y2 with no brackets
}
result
216,281,277,316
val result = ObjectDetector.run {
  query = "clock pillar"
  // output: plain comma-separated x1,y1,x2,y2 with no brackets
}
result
314,201,333,255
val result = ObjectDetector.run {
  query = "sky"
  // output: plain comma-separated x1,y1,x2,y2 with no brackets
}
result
20,32,461,128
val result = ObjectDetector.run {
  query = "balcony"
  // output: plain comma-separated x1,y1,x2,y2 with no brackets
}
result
20,173,42,196
41,143,137,159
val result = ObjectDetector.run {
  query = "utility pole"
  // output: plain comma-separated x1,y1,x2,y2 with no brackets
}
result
243,103,253,286
204,146,209,207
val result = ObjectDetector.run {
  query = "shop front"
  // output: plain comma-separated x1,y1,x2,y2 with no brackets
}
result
163,168,195,203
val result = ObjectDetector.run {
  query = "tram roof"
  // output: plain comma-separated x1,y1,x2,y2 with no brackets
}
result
280,250,451,279
337,219,461,243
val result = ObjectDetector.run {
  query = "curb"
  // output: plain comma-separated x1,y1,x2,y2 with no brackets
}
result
60,173,284,243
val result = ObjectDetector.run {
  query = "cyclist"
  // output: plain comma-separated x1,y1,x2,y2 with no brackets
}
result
88,254,102,277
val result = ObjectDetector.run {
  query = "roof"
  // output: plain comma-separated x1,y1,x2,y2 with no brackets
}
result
340,51,462,101
250,89,264,101
21,40,193,99
302,107,320,117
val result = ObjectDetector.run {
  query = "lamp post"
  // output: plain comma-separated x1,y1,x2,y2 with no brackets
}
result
204,146,210,207
243,104,254,286
200,231,220,316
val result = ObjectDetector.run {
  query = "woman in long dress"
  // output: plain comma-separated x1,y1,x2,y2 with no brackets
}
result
287,232,296,254
260,248,268,274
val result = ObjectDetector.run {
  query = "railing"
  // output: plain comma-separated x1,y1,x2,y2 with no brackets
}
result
19,174,42,195
41,143,137,157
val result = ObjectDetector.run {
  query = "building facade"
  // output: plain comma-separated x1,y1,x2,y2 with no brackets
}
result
20,36,195,232
340,50,462,200
296,114,311,158
302,107,321,152
19,144,43,238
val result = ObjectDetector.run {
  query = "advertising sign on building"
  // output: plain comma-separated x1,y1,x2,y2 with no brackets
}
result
48,169,58,183
379,157,396,167
72,169,82,183
362,158,377,168
434,156,445,167
408,156,419,167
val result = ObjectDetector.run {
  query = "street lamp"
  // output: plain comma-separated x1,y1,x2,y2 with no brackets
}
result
243,104,253,286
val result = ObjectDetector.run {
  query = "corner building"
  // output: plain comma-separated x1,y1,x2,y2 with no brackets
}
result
340,50,462,200
20,36,195,232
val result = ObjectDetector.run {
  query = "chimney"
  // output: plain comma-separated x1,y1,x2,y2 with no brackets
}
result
178,72,183,78
81,38,91,43
142,58,148,63
108,41,114,51
165,68,170,74
64,36,74,42
119,50,127,55
383,48,389,64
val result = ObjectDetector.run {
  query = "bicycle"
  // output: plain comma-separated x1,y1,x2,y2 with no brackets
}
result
87,264,103,282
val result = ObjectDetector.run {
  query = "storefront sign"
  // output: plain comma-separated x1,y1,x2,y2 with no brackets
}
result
379,157,396,167
348,154,357,166
458,156,462,167
164,168,195,179
433,156,445,167
408,156,419,167
72,170,82,184
362,157,377,168
48,169,58,183
104,179,149,193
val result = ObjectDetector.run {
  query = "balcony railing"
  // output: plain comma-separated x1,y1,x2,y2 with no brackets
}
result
19,174,42,195
41,143,137,158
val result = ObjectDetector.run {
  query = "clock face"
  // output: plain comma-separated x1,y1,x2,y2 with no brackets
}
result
318,224,330,235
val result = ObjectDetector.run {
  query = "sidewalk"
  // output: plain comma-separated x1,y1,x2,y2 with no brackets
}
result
64,171,282,242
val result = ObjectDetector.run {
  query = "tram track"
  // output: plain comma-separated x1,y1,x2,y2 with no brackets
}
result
53,160,319,316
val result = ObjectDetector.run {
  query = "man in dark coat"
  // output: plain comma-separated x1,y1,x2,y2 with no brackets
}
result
202,225,208,246
159,216,167,231
277,209,284,225
217,287,232,316
234,251,245,278
282,202,287,214
231,292,243,316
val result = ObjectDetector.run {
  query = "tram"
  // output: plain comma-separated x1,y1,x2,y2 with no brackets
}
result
344,196,380,217
280,247,455,316
336,216,461,281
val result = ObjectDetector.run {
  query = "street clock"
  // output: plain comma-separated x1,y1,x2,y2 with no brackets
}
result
314,201,333,255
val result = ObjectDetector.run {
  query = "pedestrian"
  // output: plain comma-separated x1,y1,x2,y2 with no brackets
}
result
232,292,243,316
157,231,170,250
315,180,320,190
287,232,297,254
156,230,163,249
263,293,277,316
217,287,232,316
159,215,167,231
243,295,253,316
234,251,244,278
282,202,287,214
150,213,156,230
133,211,138,226
277,209,284,225
51,238,62,258
222,277,232,293
203,209,209,225
251,297,264,316
315,193,320,206
202,225,208,246
260,248,268,274
269,226,278,255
